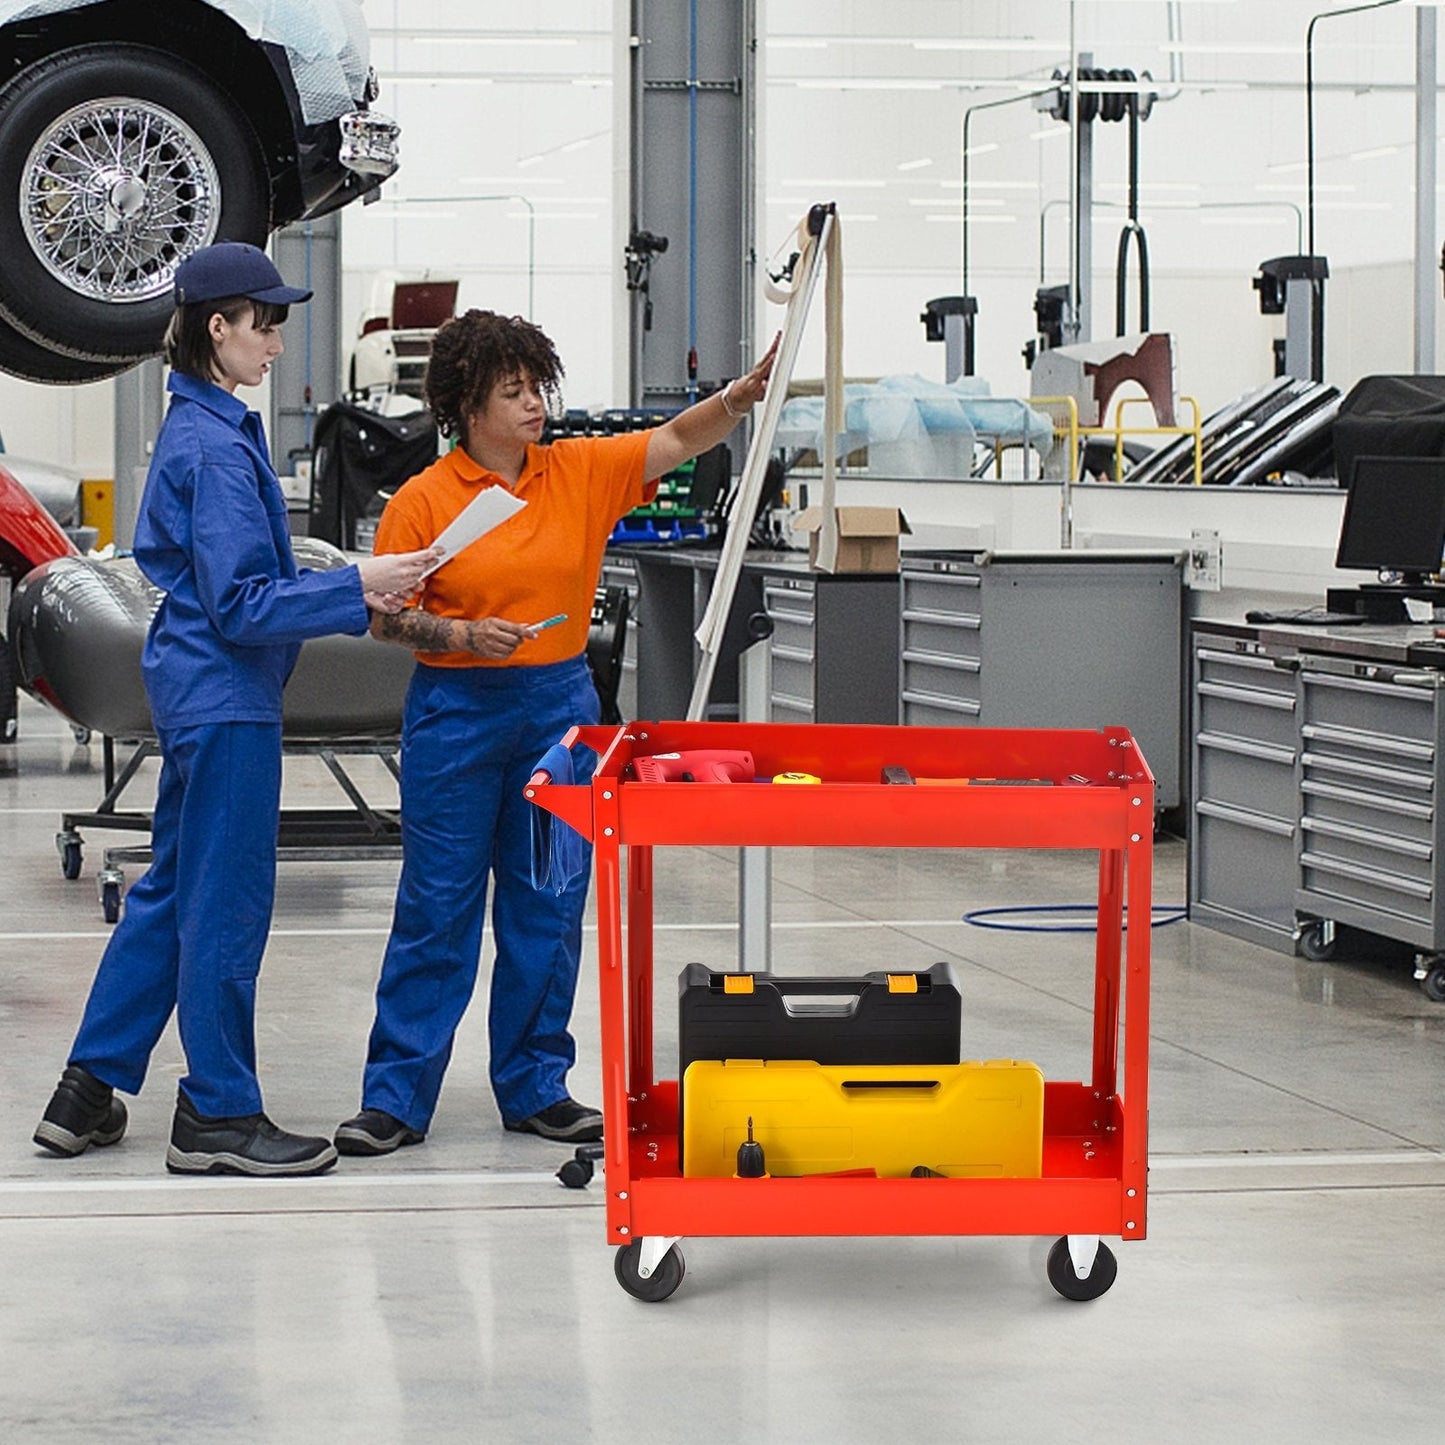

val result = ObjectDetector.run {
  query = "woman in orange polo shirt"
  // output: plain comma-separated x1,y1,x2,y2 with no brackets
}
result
336,309,777,1153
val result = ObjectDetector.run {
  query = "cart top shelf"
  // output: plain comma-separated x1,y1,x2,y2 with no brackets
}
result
526,721,1154,850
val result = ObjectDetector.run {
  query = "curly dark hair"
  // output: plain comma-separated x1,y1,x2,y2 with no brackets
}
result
423,309,564,439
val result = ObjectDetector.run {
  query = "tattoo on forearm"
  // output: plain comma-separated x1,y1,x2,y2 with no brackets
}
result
376,608,468,652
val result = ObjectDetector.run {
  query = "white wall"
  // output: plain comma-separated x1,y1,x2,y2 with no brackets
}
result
3,0,1443,480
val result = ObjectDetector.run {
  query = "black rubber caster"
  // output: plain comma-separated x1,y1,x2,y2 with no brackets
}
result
1298,921,1335,962
1046,1236,1118,1301
613,1240,685,1302
1419,961,1445,1004
558,1156,594,1189
557,1142,604,1189
60,840,82,880
100,880,121,924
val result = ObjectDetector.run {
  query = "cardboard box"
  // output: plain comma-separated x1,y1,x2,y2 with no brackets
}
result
792,505,911,573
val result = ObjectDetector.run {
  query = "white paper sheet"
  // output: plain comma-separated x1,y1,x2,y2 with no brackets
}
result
422,486,527,577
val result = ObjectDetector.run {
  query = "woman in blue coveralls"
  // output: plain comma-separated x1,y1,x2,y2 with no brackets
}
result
33,242,439,1178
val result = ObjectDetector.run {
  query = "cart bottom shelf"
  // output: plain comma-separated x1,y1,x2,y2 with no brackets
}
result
610,1078,1145,1241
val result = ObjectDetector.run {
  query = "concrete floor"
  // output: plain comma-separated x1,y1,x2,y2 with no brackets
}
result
2,695,1442,1444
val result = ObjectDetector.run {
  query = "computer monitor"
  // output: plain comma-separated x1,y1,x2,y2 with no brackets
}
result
1334,455,1445,586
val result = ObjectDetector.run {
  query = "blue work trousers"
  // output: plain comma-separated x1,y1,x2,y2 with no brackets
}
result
69,721,283,1117
361,657,598,1131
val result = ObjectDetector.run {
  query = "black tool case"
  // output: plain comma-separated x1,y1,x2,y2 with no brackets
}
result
677,961,963,1145
678,961,963,1070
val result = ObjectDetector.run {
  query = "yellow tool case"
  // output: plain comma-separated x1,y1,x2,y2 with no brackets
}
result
681,1058,1045,1180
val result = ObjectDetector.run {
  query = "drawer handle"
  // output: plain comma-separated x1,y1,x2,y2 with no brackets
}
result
1300,722,1433,762
1300,751,1434,791
771,644,814,664
1300,815,1433,860
1300,778,1432,820
901,689,981,717
902,649,981,674
902,608,980,630
1195,731,1295,766
1302,669,1436,698
1198,681,1295,710
1194,799,1295,837
1196,647,1296,672
1300,850,1433,900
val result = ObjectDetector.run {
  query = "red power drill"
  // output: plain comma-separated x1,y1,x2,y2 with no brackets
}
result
629,749,755,783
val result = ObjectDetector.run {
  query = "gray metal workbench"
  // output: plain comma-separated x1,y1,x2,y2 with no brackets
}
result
1188,616,1445,999
604,545,900,724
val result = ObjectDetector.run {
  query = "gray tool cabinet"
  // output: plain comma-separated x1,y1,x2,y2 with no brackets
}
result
898,550,1184,810
759,570,899,723
607,546,899,724
1188,620,1445,1001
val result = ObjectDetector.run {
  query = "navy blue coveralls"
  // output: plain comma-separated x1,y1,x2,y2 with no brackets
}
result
67,373,369,1118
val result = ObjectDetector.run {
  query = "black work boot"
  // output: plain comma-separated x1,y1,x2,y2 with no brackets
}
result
166,1090,337,1177
34,1065,128,1157
334,1108,425,1156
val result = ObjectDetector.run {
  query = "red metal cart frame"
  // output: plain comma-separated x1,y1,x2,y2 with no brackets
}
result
527,720,1152,1302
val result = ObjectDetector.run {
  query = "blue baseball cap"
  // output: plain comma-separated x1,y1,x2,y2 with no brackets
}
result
173,242,313,307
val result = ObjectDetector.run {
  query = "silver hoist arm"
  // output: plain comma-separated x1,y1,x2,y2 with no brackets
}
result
688,203,843,722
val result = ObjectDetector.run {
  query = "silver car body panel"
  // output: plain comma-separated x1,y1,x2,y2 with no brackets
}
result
0,0,377,126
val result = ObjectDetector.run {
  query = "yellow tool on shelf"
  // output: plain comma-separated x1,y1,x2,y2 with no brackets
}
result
681,1058,1045,1180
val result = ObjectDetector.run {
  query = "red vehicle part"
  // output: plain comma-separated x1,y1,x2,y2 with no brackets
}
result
0,460,76,580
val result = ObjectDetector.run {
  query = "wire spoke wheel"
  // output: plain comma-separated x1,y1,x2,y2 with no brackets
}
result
23,97,220,304
0,44,266,362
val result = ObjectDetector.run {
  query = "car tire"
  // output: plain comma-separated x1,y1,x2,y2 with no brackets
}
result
0,43,269,363
0,315,134,385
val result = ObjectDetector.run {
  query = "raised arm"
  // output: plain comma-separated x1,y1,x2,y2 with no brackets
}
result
643,332,780,482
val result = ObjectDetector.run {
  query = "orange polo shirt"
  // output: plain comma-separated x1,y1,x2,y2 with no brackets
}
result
373,431,654,667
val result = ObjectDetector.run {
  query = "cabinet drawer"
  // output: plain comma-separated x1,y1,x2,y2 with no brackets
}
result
1299,776,1433,850
1300,845,1433,925
770,654,816,714
901,613,981,663
1195,732,1296,819
1192,803,1297,933
1300,668,1439,746
1195,643,1297,697
763,579,815,625
901,571,981,619
768,613,815,663
902,652,981,710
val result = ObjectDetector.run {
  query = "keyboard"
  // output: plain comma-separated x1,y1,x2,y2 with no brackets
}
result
1244,610,1368,626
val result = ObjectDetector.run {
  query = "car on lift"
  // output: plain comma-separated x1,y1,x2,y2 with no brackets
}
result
0,0,398,385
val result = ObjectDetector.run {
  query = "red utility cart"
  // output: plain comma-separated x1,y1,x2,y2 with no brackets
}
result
526,721,1152,1302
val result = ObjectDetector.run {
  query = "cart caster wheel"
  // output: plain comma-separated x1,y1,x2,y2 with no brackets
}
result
1419,961,1445,1004
614,1240,685,1302
59,839,82,880
558,1142,603,1189
100,880,122,924
558,1156,594,1189
1046,1236,1117,1301
1298,920,1335,962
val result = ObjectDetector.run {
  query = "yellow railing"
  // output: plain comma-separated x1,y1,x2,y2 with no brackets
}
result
1031,393,1203,485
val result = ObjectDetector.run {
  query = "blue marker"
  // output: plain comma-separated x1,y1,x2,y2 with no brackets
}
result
527,613,567,632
